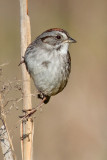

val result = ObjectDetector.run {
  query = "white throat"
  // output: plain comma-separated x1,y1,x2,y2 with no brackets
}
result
59,43,69,55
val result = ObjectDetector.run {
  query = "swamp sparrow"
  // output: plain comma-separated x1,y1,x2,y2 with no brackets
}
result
24,28,76,104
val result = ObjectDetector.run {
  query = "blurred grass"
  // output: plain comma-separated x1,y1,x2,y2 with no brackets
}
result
0,0,107,160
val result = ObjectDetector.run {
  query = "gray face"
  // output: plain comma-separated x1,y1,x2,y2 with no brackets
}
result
41,31,68,46
35,30,69,50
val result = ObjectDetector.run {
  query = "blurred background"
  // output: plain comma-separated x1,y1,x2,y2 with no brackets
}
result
0,0,107,160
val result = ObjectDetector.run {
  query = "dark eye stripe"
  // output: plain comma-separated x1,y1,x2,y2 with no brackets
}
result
41,35,61,42
41,36,51,41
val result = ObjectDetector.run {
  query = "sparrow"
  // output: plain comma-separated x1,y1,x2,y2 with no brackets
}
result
24,28,76,104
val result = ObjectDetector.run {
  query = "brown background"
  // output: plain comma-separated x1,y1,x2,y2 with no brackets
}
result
0,0,107,160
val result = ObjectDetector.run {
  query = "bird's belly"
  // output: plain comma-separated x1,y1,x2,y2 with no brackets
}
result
31,60,69,96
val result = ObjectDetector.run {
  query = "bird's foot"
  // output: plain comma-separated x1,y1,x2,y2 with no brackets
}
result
19,97,46,119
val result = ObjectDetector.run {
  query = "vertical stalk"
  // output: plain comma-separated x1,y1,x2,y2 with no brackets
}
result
0,94,16,160
19,0,34,160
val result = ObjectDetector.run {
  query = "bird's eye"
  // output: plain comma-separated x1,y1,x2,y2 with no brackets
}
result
56,35,61,39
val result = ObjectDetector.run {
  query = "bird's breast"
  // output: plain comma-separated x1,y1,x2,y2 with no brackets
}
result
26,49,71,96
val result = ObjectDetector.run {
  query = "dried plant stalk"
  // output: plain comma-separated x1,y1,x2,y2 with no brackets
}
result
0,125,15,160
0,94,16,160
19,0,34,160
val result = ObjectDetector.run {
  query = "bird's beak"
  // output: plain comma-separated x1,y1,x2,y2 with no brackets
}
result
64,37,77,43
68,37,77,43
